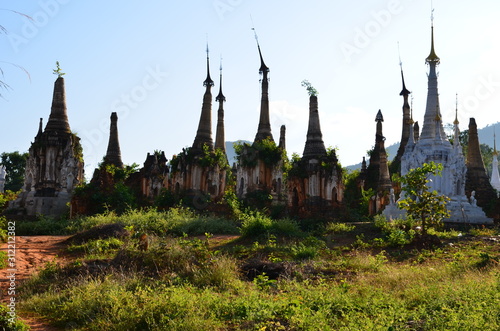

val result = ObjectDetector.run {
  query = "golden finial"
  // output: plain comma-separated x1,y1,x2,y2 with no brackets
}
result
454,93,460,125
426,5,440,63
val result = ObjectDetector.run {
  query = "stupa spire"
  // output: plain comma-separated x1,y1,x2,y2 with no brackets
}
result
252,27,273,143
395,54,412,169
192,43,214,153
366,110,392,192
37,118,43,137
453,93,461,148
215,57,226,154
44,72,71,133
420,11,444,141
203,42,214,87
104,112,123,168
302,95,326,159
426,8,440,64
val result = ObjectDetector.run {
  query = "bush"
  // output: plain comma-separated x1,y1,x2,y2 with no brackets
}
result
0,305,29,331
240,211,303,238
325,222,355,234
374,215,416,247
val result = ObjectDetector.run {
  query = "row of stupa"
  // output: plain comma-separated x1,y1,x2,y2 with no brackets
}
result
7,17,499,222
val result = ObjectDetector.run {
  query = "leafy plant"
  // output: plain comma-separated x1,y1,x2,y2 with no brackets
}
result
234,138,285,168
53,60,65,77
396,162,451,235
301,79,318,96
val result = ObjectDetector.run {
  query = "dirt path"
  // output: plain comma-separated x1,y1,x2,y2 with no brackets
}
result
0,235,71,331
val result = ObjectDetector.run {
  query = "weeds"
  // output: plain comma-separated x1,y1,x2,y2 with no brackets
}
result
13,210,500,330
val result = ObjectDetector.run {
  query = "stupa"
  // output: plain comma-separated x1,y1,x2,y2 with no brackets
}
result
388,17,492,224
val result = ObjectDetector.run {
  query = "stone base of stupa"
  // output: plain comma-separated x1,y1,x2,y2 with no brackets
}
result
445,196,493,224
382,196,493,225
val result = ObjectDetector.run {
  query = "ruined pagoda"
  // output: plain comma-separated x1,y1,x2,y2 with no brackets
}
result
169,45,227,206
192,44,215,154
465,117,497,210
12,67,84,217
103,112,123,168
398,17,491,223
366,110,392,193
287,83,343,213
254,33,273,143
235,31,285,202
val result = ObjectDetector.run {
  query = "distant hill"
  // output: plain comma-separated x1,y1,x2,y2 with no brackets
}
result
345,122,500,171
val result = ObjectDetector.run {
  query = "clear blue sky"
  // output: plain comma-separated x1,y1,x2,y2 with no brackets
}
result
1,0,499,178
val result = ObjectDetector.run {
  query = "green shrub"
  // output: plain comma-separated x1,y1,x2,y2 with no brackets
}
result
374,215,416,247
240,212,303,238
239,211,273,238
0,305,29,331
325,222,355,234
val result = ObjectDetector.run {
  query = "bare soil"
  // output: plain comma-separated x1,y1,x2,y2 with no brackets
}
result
0,236,71,331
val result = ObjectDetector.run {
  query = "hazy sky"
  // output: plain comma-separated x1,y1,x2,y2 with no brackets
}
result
1,0,499,178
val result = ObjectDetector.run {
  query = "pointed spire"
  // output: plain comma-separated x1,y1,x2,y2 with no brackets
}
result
367,109,392,192
37,118,43,136
303,95,326,159
253,28,273,143
252,27,269,74
192,44,214,153
398,45,411,96
215,56,225,103
426,8,440,64
215,58,226,153
420,13,443,141
104,112,123,168
399,67,411,96
453,93,461,147
44,76,71,133
203,42,214,87
395,61,412,169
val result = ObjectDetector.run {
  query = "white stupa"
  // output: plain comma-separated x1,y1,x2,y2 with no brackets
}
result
386,17,492,224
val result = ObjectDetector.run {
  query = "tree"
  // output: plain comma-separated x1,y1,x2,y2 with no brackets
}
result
0,151,28,191
396,162,450,235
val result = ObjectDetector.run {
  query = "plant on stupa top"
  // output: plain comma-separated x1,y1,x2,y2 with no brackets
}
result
53,61,65,77
301,79,318,97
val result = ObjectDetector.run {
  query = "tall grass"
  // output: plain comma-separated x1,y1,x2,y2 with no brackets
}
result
14,211,500,330
15,208,240,236
20,260,500,330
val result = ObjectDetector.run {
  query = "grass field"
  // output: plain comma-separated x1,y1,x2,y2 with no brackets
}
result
3,209,500,330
